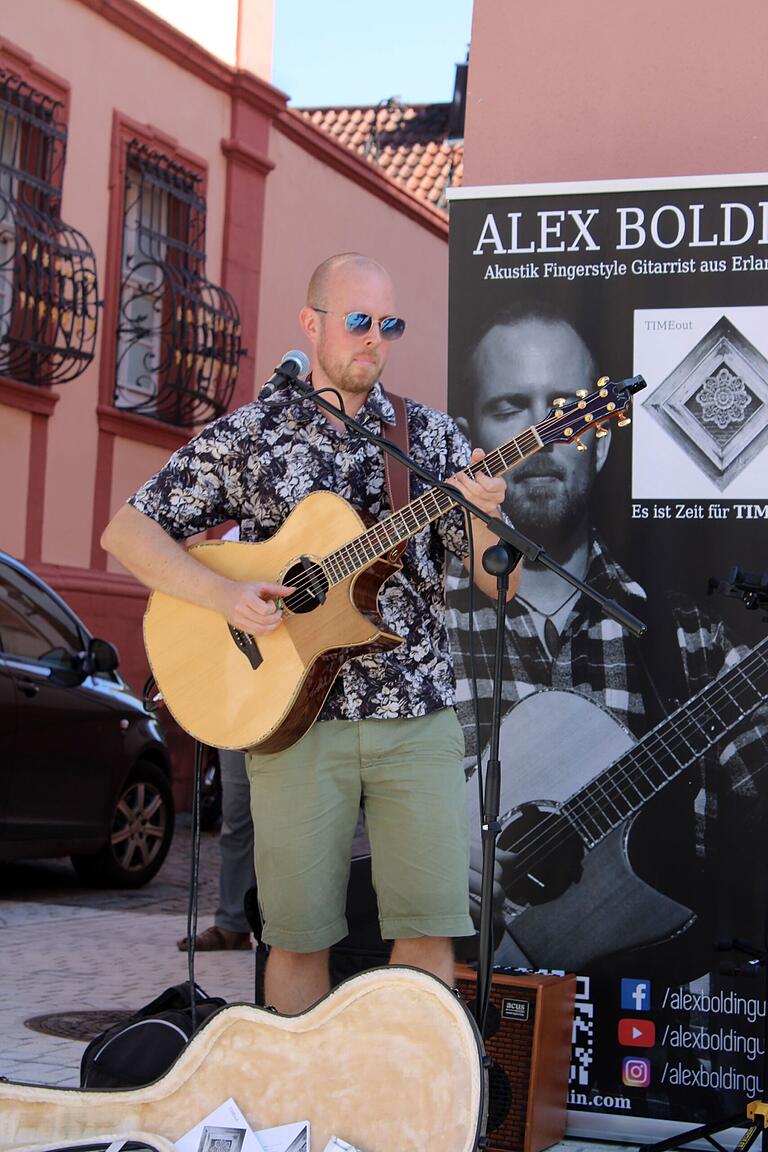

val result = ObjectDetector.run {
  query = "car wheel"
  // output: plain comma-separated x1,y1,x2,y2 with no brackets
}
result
72,761,175,888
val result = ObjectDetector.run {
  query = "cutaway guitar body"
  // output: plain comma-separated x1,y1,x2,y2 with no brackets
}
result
0,968,487,1152
144,492,402,751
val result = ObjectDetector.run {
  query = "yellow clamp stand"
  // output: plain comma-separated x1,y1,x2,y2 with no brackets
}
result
746,1101,768,1127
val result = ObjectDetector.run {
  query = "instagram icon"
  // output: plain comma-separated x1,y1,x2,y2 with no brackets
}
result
622,1056,651,1087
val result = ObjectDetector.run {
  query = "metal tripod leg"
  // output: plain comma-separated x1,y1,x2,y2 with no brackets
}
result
639,1105,768,1152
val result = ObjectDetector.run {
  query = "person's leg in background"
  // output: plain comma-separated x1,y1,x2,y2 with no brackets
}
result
178,749,256,950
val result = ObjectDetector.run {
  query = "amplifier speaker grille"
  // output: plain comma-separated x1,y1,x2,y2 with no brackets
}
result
454,966,576,1152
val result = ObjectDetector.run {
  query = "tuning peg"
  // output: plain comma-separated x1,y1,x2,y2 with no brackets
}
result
575,389,589,398
552,397,567,408
575,440,589,452
617,416,632,428
595,425,609,439
597,375,610,387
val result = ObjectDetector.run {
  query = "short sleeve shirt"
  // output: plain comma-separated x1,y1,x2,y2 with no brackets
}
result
130,381,472,721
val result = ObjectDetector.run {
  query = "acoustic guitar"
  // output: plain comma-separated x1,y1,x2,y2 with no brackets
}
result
144,375,644,751
0,967,486,1152
467,634,768,970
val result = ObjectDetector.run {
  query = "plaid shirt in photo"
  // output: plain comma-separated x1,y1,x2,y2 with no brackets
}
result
445,534,767,802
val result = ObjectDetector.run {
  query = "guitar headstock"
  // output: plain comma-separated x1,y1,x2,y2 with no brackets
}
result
537,374,646,449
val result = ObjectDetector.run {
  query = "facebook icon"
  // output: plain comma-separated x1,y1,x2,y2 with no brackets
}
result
621,979,651,1011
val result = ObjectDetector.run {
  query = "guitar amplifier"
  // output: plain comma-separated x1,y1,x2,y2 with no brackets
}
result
454,965,576,1152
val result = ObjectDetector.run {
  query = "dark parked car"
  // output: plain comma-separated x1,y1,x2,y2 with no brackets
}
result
0,550,174,886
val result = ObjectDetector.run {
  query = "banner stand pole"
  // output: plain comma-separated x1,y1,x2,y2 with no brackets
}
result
474,541,521,1038
637,935,767,1152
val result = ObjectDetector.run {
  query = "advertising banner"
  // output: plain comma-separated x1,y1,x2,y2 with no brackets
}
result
445,175,768,1142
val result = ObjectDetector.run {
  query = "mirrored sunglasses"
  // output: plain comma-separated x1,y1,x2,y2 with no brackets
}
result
312,308,406,341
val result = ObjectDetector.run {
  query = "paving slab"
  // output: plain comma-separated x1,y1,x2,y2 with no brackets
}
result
0,822,636,1152
0,821,246,1088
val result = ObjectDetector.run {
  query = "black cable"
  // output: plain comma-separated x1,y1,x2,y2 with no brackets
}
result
186,738,204,1032
465,513,486,823
465,512,490,1007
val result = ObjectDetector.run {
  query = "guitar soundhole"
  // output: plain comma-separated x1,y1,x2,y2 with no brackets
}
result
499,802,584,907
283,558,329,615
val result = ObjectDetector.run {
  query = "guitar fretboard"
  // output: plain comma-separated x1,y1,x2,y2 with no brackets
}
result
562,635,768,847
321,427,543,584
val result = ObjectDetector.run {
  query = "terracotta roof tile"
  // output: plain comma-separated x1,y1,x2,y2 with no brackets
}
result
296,100,464,216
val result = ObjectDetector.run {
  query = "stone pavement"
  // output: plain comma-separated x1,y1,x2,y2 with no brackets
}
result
0,818,257,1087
0,823,636,1152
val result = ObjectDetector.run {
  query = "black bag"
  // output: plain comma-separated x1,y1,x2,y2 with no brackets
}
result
80,982,226,1089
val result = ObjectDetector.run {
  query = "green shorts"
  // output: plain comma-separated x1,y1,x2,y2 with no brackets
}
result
245,708,474,953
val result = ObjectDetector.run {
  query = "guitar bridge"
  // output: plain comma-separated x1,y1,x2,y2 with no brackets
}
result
228,626,263,670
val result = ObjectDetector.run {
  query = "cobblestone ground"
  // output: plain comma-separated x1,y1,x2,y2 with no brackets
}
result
0,825,637,1152
0,820,257,1087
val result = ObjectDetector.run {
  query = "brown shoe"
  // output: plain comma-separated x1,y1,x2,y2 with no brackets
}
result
177,926,252,952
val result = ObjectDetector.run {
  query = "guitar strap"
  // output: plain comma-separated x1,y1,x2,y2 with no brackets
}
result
380,389,410,563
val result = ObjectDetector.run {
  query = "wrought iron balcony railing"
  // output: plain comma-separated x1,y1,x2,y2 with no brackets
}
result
0,69,100,387
114,142,241,427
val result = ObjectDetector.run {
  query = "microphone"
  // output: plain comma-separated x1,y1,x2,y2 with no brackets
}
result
260,349,310,399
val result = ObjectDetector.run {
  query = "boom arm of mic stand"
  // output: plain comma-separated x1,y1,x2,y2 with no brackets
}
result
280,380,645,643
485,517,646,638
280,377,507,533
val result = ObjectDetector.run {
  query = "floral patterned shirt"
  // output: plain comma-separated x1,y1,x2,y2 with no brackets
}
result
130,381,472,721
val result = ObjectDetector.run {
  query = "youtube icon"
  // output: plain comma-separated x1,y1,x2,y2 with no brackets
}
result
619,1018,656,1047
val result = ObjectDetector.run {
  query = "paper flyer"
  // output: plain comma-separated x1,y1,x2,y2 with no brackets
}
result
253,1120,310,1152
174,1097,265,1152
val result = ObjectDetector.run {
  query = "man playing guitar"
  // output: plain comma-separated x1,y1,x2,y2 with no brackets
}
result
102,252,514,1014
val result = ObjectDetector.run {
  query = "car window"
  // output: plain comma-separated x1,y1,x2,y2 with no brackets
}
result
0,563,84,664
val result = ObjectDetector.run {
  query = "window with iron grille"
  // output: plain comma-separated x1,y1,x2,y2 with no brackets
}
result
114,142,241,427
0,68,99,386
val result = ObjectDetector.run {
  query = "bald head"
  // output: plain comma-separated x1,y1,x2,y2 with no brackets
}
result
307,253,390,307
300,253,397,401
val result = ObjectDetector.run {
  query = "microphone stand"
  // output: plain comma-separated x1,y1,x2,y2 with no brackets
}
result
270,376,646,1037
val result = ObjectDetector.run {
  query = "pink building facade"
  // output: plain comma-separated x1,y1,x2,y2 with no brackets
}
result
0,0,449,802
463,0,768,185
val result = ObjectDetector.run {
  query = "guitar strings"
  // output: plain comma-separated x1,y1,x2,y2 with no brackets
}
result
501,644,768,871
272,426,542,611
565,650,768,830
489,642,768,889
496,652,768,891
265,403,607,610
264,398,623,615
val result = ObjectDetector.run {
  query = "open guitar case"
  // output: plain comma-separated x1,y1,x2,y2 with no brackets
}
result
0,966,488,1152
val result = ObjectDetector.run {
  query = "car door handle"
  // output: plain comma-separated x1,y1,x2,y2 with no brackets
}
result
16,676,40,697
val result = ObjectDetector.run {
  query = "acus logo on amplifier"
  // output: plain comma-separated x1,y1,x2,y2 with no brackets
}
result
501,998,531,1022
